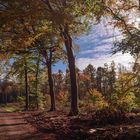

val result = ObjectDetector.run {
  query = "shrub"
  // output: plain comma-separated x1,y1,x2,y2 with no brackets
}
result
77,89,107,112
57,91,69,109
17,96,25,106
88,89,108,109
111,91,137,112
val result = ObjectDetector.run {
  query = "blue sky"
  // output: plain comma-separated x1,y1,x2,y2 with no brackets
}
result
53,19,134,72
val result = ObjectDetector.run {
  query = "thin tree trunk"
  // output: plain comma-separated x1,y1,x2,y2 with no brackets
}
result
61,25,78,115
47,63,56,111
5,92,7,105
24,59,29,110
2,92,4,103
35,54,40,110
46,50,56,111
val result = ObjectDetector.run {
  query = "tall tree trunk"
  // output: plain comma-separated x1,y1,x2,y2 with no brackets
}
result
43,0,78,115
4,91,7,105
46,50,56,111
47,63,56,111
2,92,4,103
35,54,40,110
61,25,78,115
24,59,29,110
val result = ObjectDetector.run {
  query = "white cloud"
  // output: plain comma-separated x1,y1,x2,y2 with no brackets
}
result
76,18,120,45
75,17,137,71
80,44,112,55
76,53,134,70
75,18,122,55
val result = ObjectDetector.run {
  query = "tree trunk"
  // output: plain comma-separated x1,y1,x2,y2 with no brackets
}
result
4,92,7,105
61,25,78,115
46,51,56,111
24,59,29,110
47,63,56,111
35,54,40,110
2,92,4,103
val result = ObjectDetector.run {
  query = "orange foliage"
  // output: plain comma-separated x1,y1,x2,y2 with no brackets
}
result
28,74,35,81
88,89,102,98
57,91,66,100
78,73,90,81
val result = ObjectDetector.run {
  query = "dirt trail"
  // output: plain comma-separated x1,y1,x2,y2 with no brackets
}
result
0,108,55,140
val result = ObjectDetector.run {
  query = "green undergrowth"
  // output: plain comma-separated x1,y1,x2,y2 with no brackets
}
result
0,103,23,112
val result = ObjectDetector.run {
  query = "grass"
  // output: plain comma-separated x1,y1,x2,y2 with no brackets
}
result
0,103,23,112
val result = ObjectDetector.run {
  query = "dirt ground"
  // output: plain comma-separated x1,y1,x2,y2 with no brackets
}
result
0,108,55,140
0,107,140,140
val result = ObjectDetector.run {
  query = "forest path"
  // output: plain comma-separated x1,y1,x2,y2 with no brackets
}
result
0,108,55,140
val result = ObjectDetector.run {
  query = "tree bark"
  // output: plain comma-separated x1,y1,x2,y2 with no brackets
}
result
61,25,78,115
24,59,29,110
35,54,40,110
46,50,56,111
4,92,7,105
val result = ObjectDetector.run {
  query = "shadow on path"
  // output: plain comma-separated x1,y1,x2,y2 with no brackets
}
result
0,108,55,140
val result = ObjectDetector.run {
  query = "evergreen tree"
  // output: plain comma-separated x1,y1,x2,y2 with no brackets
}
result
83,64,96,89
